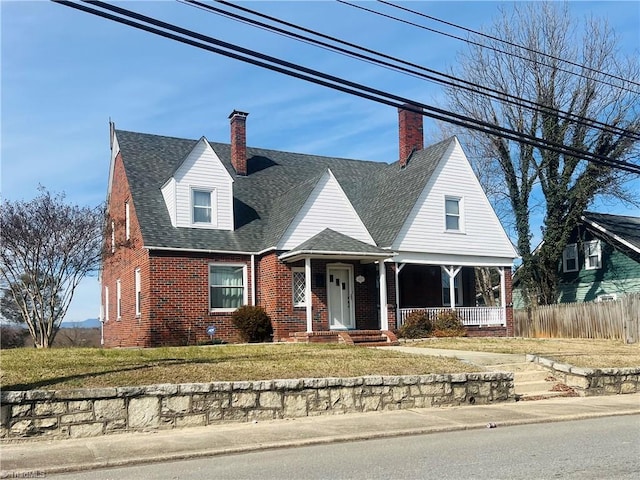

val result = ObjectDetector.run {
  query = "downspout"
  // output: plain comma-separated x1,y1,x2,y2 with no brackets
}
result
251,254,256,306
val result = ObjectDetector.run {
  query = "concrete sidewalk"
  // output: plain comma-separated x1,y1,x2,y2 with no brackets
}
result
383,346,526,366
2,394,639,477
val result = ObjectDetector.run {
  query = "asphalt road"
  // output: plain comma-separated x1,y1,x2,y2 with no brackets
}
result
52,415,640,480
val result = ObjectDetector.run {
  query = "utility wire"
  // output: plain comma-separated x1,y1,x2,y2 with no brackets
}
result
183,0,639,142
339,0,640,95
378,0,640,91
52,1,640,175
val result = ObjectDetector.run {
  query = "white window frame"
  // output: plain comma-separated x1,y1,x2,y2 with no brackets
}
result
209,263,247,312
292,267,307,307
111,220,116,253
104,286,109,322
116,279,122,320
191,188,217,226
134,268,141,317
562,244,579,272
125,201,130,240
584,240,602,270
444,196,464,232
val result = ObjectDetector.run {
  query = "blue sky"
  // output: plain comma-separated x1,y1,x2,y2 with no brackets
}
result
2,1,639,323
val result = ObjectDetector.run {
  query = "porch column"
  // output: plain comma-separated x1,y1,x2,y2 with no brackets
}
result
442,266,461,310
499,267,506,326
394,263,405,327
305,257,312,333
379,261,389,330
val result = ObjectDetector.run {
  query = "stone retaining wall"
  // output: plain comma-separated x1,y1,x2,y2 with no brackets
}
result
527,355,640,396
1,373,513,440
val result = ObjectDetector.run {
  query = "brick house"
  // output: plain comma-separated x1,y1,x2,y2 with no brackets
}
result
101,106,518,347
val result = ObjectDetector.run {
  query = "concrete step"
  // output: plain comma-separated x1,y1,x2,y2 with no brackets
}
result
516,389,573,401
514,370,552,383
488,362,546,373
515,379,557,395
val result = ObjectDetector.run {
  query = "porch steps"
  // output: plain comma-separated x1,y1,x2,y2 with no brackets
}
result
488,362,578,401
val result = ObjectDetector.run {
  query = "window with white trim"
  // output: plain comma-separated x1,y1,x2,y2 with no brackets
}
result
104,286,109,322
562,244,578,272
442,272,462,306
584,240,602,270
116,279,122,319
445,196,462,231
111,220,116,253
292,267,307,307
125,201,130,240
209,264,246,311
135,268,141,317
192,189,216,225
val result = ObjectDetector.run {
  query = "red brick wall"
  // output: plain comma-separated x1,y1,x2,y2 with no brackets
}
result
146,251,251,346
505,268,514,337
102,152,151,348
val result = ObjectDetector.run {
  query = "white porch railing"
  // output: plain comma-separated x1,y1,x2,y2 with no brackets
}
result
398,307,506,328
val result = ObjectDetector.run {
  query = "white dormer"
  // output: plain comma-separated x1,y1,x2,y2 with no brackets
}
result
161,137,234,230
278,169,375,250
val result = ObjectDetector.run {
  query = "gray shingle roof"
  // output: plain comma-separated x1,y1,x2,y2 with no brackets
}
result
283,228,393,257
583,212,640,259
115,129,453,253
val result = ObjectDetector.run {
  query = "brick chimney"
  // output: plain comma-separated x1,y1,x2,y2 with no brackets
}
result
398,104,423,167
229,110,249,176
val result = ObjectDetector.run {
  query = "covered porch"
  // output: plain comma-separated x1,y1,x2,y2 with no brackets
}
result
394,263,512,330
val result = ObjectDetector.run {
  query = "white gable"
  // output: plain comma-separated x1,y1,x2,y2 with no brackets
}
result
165,138,234,230
279,169,375,250
393,138,517,262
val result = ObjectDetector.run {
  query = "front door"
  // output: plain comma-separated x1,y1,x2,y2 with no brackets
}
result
327,265,355,329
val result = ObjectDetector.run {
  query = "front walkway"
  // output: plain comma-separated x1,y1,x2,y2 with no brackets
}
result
382,346,525,366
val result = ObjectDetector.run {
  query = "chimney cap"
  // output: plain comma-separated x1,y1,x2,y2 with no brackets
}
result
229,110,249,119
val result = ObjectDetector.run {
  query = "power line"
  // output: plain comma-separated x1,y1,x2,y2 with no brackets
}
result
339,0,640,95
52,1,640,175
378,0,640,91
182,0,639,143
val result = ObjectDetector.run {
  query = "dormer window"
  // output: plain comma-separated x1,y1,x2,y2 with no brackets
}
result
445,196,463,232
192,189,216,225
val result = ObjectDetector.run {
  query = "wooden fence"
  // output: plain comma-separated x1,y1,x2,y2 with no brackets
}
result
514,293,640,343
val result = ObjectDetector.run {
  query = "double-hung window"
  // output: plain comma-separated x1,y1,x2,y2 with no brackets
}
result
192,189,214,224
134,268,141,317
562,244,578,272
125,201,130,240
116,279,122,320
584,240,602,270
445,196,462,231
292,267,307,307
209,264,247,311
104,286,109,322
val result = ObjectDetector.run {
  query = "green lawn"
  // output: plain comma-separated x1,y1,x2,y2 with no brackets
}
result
0,343,478,391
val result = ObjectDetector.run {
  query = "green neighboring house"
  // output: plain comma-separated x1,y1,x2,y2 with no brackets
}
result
514,212,640,307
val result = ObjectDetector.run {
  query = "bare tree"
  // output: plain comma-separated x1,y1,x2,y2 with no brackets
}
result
0,188,103,348
446,1,640,306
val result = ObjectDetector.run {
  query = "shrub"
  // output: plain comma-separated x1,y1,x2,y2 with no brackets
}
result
398,310,433,339
433,310,466,337
0,325,28,349
231,306,273,343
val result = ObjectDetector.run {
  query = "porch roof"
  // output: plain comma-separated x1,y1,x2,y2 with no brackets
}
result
279,228,395,263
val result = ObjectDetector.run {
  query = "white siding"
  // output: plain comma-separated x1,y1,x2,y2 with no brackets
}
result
394,139,517,261
172,138,234,230
161,178,177,227
279,169,374,250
